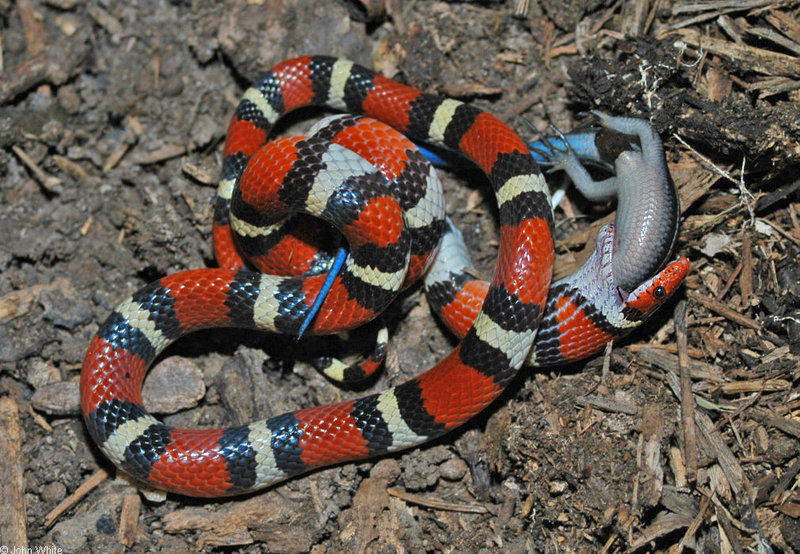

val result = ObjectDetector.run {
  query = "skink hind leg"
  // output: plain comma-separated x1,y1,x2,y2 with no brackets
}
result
526,113,648,202
528,124,619,202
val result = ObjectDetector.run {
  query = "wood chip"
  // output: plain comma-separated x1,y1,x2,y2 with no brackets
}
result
769,458,800,504
31,380,81,416
689,291,761,330
634,347,723,382
18,0,46,56
669,446,688,491
118,493,141,547
0,278,71,322
33,356,205,417
129,144,187,165
776,501,800,518
720,378,791,395
746,25,800,57
52,154,89,180
676,494,712,552
0,397,27,548
627,342,706,359
441,82,504,98
628,512,693,550
575,394,639,415
87,4,124,36
181,157,217,185
334,477,391,549
248,521,313,553
760,344,791,365
80,215,93,236
765,10,800,44
103,139,132,173
668,28,800,77
748,407,800,439
695,411,746,498
162,493,297,543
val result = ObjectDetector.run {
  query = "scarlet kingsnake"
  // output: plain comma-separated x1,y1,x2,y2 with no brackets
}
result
81,56,688,497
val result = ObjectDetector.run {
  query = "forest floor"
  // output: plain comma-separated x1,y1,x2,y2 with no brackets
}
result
1,0,799,552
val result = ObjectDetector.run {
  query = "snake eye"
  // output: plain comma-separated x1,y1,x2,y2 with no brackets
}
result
653,285,666,299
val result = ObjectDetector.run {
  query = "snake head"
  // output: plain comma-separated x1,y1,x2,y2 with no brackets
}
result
623,257,690,319
568,224,689,329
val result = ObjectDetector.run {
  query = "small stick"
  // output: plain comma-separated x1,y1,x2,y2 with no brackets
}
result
387,487,488,514
740,233,752,305
689,291,761,330
44,469,109,527
675,300,697,483
675,493,712,553
12,145,61,191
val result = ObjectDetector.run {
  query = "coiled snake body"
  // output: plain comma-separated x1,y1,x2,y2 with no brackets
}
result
81,56,688,497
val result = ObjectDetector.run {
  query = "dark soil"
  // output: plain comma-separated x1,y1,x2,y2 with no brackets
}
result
2,0,799,552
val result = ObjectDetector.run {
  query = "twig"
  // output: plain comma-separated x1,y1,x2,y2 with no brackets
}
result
44,468,109,527
671,133,740,186
11,145,61,191
675,493,711,553
675,300,697,483
387,487,488,513
717,262,742,301
689,291,761,330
